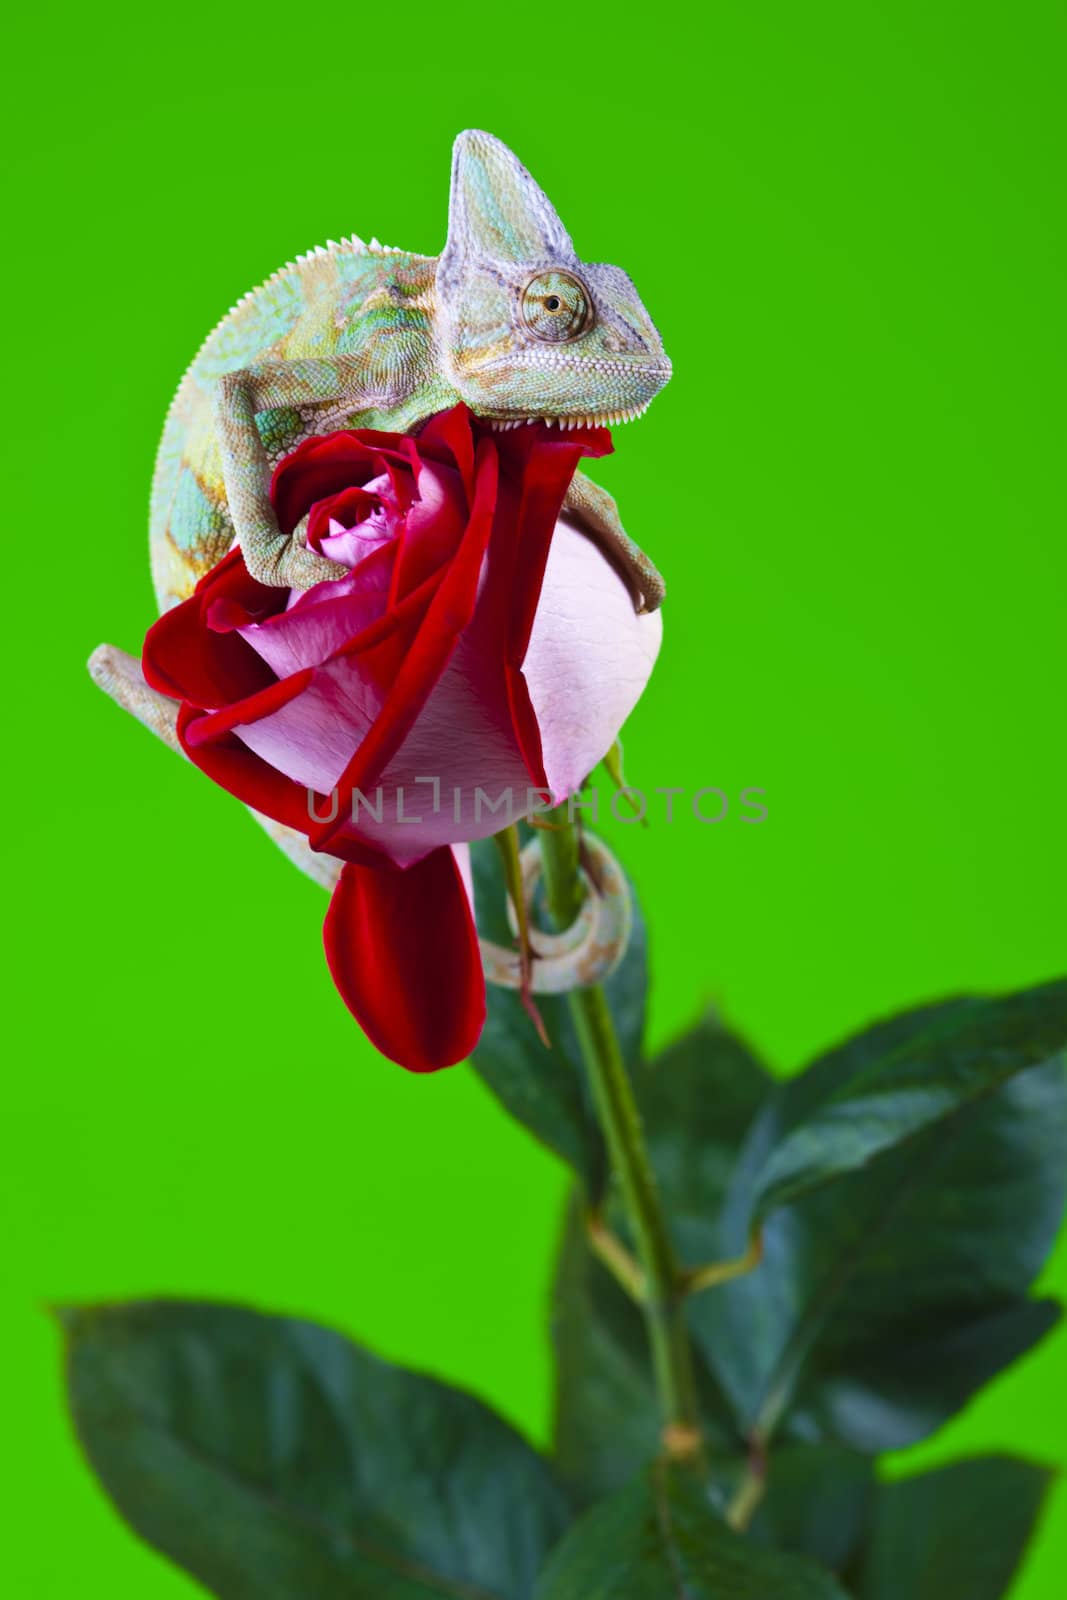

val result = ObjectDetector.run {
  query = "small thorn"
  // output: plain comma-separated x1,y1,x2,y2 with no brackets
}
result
521,987,551,1049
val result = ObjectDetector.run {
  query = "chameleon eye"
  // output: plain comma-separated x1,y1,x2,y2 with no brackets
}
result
521,271,591,342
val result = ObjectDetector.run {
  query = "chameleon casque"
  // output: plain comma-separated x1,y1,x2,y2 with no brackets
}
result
90,129,671,989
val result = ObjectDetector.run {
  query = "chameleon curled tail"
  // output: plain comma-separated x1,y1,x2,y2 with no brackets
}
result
88,646,631,995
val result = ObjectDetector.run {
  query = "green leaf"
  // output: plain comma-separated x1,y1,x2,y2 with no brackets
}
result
551,983,1067,1468
534,1466,851,1599
638,1015,776,1225
469,835,648,1193
62,1299,569,1600
550,1016,770,1504
748,982,1067,1220
693,1015,1067,1450
748,1445,875,1576
852,1456,1055,1599
779,1298,1062,1452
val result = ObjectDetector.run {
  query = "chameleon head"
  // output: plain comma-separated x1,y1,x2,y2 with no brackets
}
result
435,130,672,430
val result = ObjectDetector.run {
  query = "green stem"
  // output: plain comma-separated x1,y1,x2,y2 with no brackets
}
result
537,804,703,1456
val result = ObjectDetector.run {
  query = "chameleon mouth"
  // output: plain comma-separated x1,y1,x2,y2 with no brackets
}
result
485,399,653,432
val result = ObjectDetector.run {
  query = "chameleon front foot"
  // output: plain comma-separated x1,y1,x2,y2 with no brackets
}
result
241,528,348,591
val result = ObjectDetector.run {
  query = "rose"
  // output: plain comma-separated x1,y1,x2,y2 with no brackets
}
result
143,404,661,1071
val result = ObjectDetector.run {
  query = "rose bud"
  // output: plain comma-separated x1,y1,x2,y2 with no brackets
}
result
144,405,661,1071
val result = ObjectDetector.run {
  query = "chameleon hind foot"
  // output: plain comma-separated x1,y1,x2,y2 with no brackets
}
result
88,644,184,756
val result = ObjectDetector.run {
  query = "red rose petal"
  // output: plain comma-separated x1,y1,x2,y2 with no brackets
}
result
271,431,419,536
143,406,622,1070
389,456,469,603
417,403,477,500
176,704,381,867
305,484,386,551
143,549,280,710
323,847,486,1071
181,665,314,746
310,438,500,852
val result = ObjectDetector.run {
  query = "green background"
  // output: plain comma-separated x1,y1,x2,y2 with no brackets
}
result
4,1,1065,1592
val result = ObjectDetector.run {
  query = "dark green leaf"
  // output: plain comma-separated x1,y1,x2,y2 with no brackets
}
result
781,1298,1062,1452
469,835,648,1193
550,1017,770,1504
62,1300,569,1600
852,1456,1055,1599
694,1047,1067,1451
551,984,1067,1464
748,1446,875,1576
638,1014,776,1225
534,1466,851,1599
749,983,1067,1220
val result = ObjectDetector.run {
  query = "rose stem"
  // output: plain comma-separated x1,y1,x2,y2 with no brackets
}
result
536,802,703,1464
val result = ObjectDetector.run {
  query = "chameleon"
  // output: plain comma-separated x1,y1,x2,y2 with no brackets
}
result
126,127,669,613
89,129,670,989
